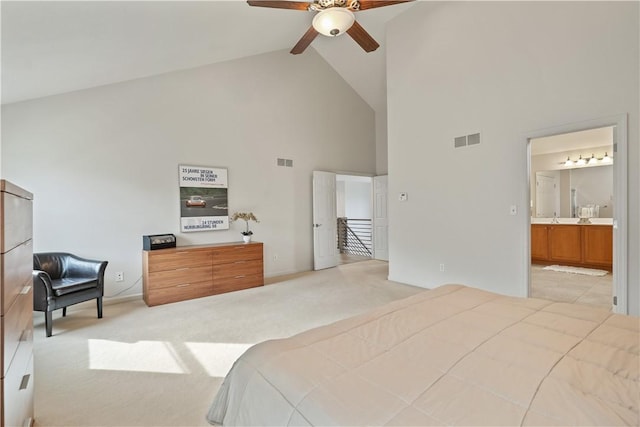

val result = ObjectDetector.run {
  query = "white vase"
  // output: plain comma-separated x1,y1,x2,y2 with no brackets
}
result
242,235,252,244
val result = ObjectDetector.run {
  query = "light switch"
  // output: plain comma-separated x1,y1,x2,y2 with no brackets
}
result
399,192,408,202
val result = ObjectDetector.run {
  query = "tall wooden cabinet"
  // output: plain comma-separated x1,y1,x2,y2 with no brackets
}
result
1,180,34,427
143,242,264,307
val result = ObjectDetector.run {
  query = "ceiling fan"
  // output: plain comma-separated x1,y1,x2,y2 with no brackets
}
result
247,0,414,54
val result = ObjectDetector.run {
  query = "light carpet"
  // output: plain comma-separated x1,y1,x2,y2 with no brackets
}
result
32,260,423,427
542,264,609,276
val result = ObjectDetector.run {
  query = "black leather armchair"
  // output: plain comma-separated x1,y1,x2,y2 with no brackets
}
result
33,252,108,337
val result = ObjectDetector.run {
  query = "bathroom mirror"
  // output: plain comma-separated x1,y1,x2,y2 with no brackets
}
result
530,127,614,219
532,166,613,218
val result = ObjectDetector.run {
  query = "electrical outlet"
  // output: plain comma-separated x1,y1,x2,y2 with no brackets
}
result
439,264,445,272
273,254,279,261
115,272,124,282
399,192,408,202
509,205,517,215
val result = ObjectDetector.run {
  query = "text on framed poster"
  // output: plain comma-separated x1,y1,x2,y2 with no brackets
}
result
178,165,229,232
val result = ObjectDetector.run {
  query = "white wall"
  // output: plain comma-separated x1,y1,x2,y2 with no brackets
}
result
1,49,376,300
344,180,372,219
336,180,346,217
387,2,639,314
337,175,372,218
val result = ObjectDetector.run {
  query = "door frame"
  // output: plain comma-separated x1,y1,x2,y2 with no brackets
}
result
525,114,628,314
313,171,382,267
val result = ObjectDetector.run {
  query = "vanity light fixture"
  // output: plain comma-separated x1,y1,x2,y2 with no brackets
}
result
562,152,614,167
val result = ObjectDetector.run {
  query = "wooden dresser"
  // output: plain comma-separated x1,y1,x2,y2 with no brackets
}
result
142,242,263,306
1,180,34,427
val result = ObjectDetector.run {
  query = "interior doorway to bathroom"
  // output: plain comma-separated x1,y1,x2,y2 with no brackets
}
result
527,119,627,314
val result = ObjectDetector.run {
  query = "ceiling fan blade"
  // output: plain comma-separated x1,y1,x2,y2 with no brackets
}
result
346,21,379,52
246,1,312,11
356,0,414,11
290,26,319,54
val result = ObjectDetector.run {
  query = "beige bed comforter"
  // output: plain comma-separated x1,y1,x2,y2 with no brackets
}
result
207,284,639,426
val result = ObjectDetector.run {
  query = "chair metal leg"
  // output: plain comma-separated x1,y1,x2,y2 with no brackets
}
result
45,311,53,337
97,297,103,319
62,307,67,317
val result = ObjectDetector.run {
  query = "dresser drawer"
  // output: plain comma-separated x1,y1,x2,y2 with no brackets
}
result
213,259,263,280
211,244,263,265
1,189,33,254
147,249,213,273
213,274,263,295
2,352,34,427
2,284,33,377
147,266,212,290
144,281,213,307
142,242,264,306
2,240,33,315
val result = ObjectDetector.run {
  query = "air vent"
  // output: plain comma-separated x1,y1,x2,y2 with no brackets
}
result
454,132,481,148
277,158,293,167
467,133,481,146
454,136,467,148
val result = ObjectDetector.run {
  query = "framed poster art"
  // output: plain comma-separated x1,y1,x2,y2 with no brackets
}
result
179,165,229,232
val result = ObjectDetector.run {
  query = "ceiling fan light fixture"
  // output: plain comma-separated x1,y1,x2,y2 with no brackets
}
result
312,7,355,37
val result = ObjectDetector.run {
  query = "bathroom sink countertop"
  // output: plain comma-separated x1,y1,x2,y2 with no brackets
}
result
531,217,614,225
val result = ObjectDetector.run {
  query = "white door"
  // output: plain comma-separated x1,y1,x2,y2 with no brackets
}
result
373,175,389,261
535,173,558,217
313,171,338,270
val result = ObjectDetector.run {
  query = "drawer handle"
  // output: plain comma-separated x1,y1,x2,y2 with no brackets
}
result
234,261,247,264
176,267,191,271
234,275,246,279
176,284,191,288
20,285,32,295
19,374,30,391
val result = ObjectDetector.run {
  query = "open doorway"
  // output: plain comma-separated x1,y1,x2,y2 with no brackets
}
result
527,116,628,315
312,171,375,270
530,126,614,309
336,175,373,265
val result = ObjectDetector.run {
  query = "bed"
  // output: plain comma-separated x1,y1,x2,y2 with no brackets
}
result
207,284,639,426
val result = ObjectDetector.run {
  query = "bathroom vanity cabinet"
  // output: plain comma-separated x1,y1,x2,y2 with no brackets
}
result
531,224,612,270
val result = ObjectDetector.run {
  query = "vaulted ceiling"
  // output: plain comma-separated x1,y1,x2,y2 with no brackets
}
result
1,1,416,112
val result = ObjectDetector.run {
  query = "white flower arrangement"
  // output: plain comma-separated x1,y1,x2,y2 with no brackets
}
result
230,212,259,236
